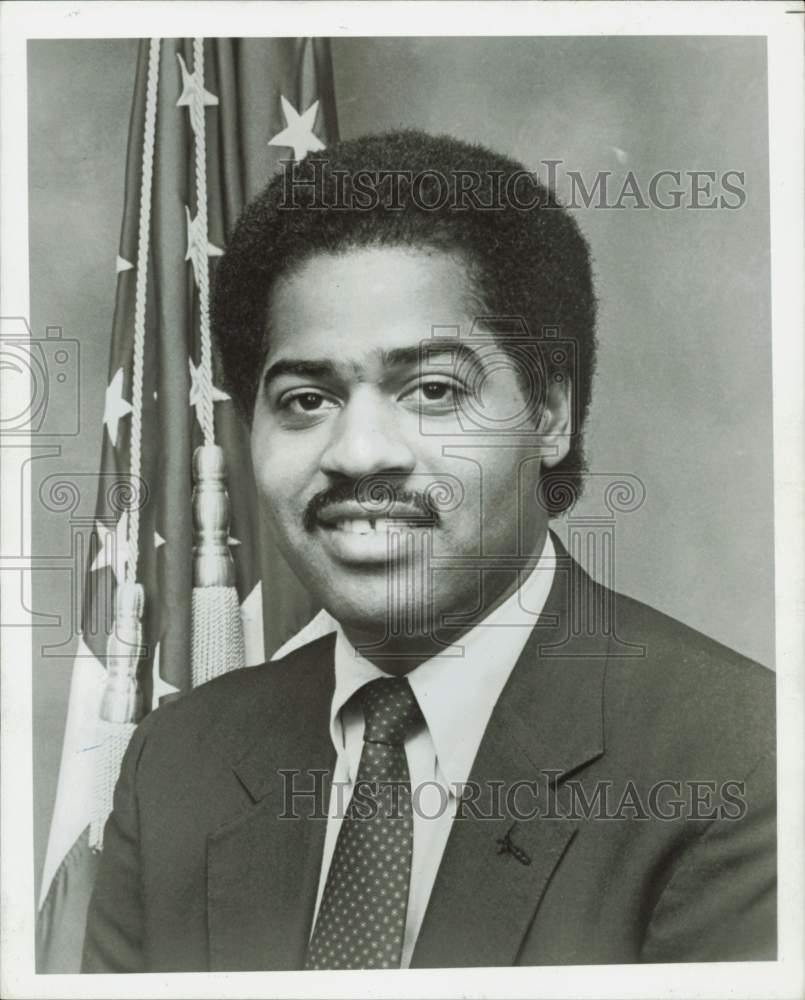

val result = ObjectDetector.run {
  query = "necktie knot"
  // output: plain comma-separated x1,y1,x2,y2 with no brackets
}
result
359,677,423,746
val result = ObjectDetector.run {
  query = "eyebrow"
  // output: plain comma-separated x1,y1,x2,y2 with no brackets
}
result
261,341,484,388
382,342,485,370
262,359,338,385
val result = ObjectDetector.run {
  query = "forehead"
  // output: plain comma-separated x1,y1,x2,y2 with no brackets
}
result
265,246,476,363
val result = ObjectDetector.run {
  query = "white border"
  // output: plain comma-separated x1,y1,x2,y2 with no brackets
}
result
1,2,803,999
0,0,802,38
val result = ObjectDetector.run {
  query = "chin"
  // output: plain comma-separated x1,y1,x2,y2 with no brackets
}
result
319,585,432,644
320,590,394,637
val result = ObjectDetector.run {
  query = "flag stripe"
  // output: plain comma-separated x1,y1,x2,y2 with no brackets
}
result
37,829,100,974
38,641,106,908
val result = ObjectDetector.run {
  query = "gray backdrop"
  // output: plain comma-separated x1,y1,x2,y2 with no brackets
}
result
28,36,773,901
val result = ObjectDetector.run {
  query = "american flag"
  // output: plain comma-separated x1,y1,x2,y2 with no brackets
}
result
37,36,339,973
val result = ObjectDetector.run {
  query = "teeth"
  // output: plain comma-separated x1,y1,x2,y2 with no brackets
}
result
334,518,389,535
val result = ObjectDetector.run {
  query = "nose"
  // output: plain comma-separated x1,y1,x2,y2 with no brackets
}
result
319,388,416,480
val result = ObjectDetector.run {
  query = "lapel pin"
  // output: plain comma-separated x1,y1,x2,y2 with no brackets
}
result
496,829,531,866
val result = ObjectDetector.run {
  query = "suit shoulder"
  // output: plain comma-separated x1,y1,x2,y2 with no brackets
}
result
602,587,775,771
132,632,335,751
613,587,772,676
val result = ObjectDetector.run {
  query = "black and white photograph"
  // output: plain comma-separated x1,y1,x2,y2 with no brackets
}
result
1,2,802,998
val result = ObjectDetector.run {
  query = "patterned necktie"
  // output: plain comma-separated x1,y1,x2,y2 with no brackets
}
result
305,676,424,970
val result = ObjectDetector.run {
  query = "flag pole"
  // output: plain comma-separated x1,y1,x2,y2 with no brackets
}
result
89,37,161,849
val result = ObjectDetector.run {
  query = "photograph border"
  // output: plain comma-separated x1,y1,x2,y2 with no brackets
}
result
2,3,803,999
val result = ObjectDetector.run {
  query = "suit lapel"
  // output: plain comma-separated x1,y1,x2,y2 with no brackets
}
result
204,542,608,970
411,543,608,968
206,636,336,971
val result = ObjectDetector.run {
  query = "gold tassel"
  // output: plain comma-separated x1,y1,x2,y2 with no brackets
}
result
89,581,144,849
191,444,245,687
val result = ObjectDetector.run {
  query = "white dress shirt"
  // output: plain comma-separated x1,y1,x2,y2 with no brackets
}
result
305,531,557,968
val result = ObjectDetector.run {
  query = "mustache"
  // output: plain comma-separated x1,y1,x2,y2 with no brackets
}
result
303,478,442,532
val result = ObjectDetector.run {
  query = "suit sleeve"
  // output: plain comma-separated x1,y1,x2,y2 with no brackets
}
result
640,751,777,963
81,717,154,973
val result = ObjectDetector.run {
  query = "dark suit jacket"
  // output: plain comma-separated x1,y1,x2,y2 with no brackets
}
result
82,543,776,971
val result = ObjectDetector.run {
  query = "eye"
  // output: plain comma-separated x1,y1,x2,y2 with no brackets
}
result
402,378,465,409
421,381,451,401
279,389,339,416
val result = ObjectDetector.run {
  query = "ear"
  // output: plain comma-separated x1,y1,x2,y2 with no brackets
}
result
538,376,572,468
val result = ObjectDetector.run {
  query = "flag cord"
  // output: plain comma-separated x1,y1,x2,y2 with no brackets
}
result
188,36,245,686
127,37,161,577
190,36,216,447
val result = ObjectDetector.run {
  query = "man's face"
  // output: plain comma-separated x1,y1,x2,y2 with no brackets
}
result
251,246,566,649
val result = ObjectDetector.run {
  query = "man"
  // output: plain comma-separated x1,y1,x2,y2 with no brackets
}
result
82,130,776,972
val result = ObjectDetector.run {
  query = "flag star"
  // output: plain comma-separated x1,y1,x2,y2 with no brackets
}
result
103,367,133,447
188,357,229,427
116,254,133,274
154,530,166,549
176,52,218,121
228,535,240,547
268,95,325,161
184,206,223,286
151,642,180,711
91,511,130,584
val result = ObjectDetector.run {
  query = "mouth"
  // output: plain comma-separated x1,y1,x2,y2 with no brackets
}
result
326,516,399,536
312,507,437,564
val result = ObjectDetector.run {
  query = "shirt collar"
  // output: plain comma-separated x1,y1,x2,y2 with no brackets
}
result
329,531,556,790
